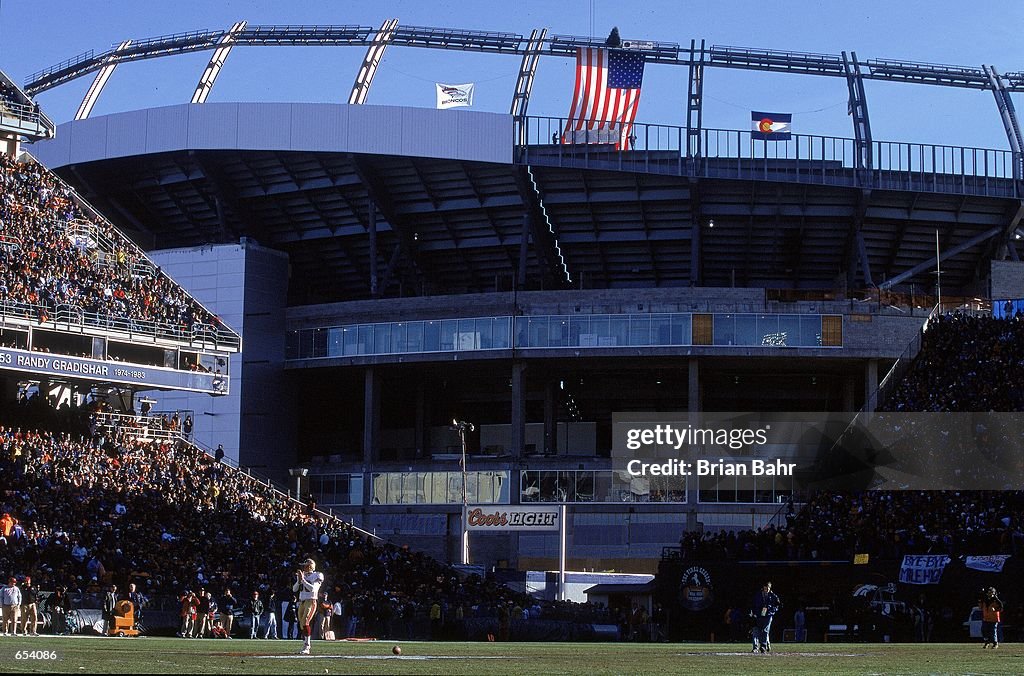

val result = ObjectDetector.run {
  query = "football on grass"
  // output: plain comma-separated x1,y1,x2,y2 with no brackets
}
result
392,646,402,655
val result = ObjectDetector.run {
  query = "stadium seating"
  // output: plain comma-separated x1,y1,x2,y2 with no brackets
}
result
0,154,234,347
679,313,1024,563
0,404,616,638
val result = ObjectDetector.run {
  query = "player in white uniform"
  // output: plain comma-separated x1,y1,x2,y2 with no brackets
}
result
292,558,324,655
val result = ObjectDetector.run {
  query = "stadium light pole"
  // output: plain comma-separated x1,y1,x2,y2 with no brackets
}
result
452,419,475,565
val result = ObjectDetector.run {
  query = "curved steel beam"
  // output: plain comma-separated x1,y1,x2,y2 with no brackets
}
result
511,28,547,117
192,21,247,104
842,51,872,172
983,65,1023,181
75,40,132,120
686,39,706,158
349,18,399,105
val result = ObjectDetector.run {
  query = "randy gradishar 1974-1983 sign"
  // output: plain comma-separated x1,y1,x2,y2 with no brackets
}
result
465,506,561,531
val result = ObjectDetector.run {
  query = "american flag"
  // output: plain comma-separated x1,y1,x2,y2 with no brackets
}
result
563,47,646,150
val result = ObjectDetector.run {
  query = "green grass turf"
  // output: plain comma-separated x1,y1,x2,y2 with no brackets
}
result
0,636,1020,675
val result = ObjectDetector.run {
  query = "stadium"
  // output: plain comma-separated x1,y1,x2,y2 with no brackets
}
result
2,7,1024,674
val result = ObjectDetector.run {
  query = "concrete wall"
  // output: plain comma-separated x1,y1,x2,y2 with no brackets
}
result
145,240,292,477
31,103,512,169
991,260,1024,299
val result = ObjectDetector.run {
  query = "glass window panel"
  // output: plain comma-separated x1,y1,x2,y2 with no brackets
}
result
521,470,541,502
589,315,610,347
549,316,570,347
779,315,802,347
391,323,407,353
629,315,651,346
557,471,576,501
594,471,614,502
801,316,822,347
371,473,387,505
757,314,781,346
609,317,628,347
374,324,392,354
575,471,595,502
357,326,373,355
698,474,719,503
734,314,757,345
465,472,479,503
457,319,477,350
651,315,671,345
714,314,735,346
718,475,737,502
440,320,457,350
492,318,510,349
538,471,559,501
313,328,328,357
431,472,448,504
342,327,357,356
514,316,528,348
754,476,774,504
569,316,588,346
407,322,424,353
423,321,441,352
328,328,343,357
286,331,299,359
528,317,548,348
476,318,493,349
448,472,464,504
349,475,363,505
671,315,691,345
736,472,755,503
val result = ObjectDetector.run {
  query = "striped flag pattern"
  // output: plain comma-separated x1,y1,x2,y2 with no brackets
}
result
563,47,645,150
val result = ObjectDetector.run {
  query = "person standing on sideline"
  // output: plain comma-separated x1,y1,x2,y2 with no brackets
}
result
793,606,806,642
220,589,237,638
1,577,21,635
285,595,299,639
293,558,325,655
980,587,1004,649
247,590,264,639
19,577,39,636
102,585,119,636
751,581,781,653
262,591,279,640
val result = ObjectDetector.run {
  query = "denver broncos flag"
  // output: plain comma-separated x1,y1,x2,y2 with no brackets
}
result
751,111,792,140
563,48,645,150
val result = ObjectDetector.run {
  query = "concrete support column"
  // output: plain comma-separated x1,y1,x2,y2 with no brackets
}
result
864,359,879,413
843,376,856,412
687,357,701,413
510,362,526,459
363,367,381,465
414,378,426,459
543,380,557,455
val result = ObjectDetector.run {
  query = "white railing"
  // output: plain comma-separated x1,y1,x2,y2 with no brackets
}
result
0,298,240,351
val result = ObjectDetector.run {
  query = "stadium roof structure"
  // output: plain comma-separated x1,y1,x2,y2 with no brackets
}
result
22,21,1024,164
32,103,1023,305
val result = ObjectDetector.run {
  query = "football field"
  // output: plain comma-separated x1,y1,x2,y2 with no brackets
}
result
1,636,1020,675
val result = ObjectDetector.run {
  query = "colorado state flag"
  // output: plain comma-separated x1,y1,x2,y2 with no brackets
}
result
751,111,792,140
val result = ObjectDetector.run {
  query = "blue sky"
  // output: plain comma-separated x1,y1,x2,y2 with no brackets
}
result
0,1,1021,150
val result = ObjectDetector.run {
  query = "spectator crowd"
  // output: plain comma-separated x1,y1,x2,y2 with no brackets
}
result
0,396,612,639
680,312,1024,563
0,153,227,340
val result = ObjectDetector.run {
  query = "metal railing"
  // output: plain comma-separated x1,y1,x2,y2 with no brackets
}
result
90,411,381,541
0,298,239,351
516,117,1020,198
